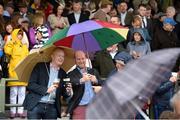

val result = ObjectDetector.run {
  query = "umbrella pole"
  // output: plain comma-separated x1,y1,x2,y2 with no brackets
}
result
130,101,150,120
82,33,91,68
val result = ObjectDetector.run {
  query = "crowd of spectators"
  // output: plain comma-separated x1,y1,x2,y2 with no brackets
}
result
0,0,180,119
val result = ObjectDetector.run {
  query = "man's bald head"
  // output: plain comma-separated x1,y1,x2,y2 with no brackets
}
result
75,50,86,58
51,48,65,67
74,50,87,69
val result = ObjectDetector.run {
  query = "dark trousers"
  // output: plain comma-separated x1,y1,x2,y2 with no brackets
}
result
27,102,58,119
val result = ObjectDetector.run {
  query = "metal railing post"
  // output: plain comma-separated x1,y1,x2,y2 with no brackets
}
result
0,78,6,113
0,78,18,113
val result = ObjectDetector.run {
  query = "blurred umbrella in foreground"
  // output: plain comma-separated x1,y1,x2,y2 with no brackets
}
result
86,48,180,119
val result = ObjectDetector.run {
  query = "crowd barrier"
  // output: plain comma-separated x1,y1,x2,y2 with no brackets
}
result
0,78,21,113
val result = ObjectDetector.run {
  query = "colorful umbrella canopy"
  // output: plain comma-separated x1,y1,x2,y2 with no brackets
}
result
44,20,128,52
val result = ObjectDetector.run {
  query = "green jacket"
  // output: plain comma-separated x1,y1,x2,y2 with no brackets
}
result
93,50,116,78
93,45,125,78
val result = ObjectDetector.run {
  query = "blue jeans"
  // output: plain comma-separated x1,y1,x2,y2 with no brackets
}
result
27,102,58,119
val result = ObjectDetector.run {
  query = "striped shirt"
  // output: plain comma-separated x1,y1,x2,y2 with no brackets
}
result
35,25,49,43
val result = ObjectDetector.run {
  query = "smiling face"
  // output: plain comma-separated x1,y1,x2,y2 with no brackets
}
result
132,16,142,28
138,6,147,17
51,49,65,67
166,7,175,18
6,24,13,34
75,51,86,69
57,5,64,15
19,7,27,14
106,4,112,13
133,32,142,42
17,34,23,40
117,2,128,13
16,30,24,40
72,2,82,12
109,8,117,17
110,16,120,25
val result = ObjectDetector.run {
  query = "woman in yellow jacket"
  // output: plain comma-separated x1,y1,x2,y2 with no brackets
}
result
4,29,29,118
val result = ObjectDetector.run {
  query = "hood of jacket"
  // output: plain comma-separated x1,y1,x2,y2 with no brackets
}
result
11,29,23,41
131,28,146,42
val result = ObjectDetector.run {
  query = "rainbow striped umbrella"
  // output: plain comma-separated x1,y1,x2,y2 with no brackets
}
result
44,20,128,52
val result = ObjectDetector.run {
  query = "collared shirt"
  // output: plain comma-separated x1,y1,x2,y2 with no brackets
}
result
141,16,147,28
40,66,59,104
74,12,81,23
109,48,118,59
120,12,127,26
20,12,27,18
109,51,118,59
77,67,95,105
3,10,10,17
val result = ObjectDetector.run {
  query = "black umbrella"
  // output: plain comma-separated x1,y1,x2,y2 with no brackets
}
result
86,48,180,119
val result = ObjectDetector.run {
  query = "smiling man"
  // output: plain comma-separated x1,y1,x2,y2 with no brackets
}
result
66,50,102,119
23,48,71,119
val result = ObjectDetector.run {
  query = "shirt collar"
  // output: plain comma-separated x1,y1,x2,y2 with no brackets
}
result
77,66,90,73
120,11,127,15
50,63,60,71
74,11,81,14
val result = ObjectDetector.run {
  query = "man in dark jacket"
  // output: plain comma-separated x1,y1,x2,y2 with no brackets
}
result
93,43,125,79
23,48,71,119
152,72,177,119
66,50,102,119
152,17,180,72
67,0,89,25
117,1,133,27
152,18,180,50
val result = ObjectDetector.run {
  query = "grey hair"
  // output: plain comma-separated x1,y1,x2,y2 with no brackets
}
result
166,6,176,14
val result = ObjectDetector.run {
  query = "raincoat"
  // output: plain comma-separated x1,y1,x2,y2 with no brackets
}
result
127,28,151,58
4,29,29,86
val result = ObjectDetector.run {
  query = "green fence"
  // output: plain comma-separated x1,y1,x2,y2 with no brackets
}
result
0,78,19,113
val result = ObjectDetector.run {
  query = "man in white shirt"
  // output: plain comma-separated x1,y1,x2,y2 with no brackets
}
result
137,4,153,38
138,4,147,28
67,0,89,25
117,1,133,27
